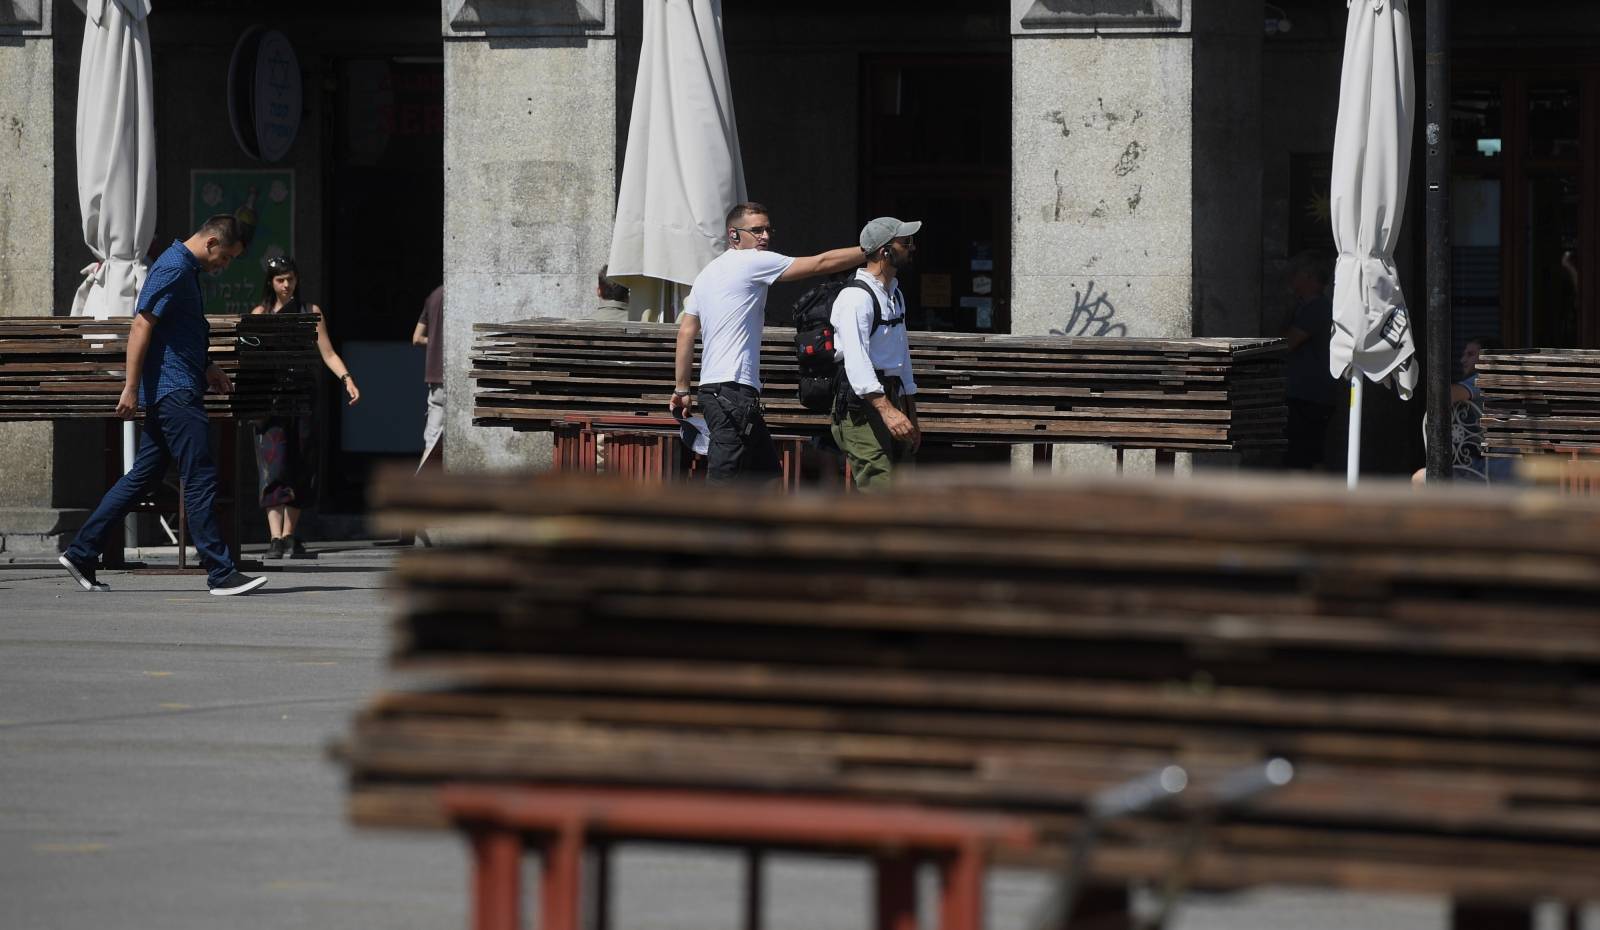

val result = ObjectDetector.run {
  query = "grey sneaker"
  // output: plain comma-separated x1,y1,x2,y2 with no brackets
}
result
209,571,268,596
58,554,109,592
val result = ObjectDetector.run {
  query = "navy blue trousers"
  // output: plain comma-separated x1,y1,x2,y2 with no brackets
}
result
68,389,236,586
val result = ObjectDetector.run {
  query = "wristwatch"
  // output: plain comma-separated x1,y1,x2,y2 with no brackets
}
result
672,388,691,397
340,373,352,383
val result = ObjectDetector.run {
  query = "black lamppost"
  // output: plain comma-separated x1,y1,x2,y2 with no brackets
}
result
1424,0,1452,481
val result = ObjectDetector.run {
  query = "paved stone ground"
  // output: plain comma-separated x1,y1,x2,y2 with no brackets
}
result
1,545,1583,930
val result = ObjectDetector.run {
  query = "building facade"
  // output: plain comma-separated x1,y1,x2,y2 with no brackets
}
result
2,0,1597,550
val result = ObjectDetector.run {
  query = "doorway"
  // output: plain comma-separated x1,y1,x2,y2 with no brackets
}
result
861,55,1011,334
1451,61,1597,359
321,54,444,512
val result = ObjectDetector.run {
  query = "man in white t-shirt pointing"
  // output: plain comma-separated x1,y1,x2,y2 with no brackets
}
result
670,201,866,483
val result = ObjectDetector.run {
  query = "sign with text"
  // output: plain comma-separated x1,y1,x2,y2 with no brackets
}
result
189,169,295,316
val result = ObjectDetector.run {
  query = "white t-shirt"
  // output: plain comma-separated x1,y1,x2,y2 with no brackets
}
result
683,248,795,390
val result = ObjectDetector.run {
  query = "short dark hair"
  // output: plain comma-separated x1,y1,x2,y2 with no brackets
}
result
197,214,248,248
725,202,769,230
598,265,629,303
1470,336,1502,354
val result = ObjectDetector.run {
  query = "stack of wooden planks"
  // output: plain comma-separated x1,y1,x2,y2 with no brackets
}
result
344,468,1600,899
0,315,319,420
471,319,1286,451
1477,348,1600,456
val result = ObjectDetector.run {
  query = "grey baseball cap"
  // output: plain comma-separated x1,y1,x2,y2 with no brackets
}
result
859,216,922,254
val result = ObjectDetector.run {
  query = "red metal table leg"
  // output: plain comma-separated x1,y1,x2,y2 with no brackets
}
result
938,843,984,930
540,822,585,930
470,827,523,930
875,853,918,930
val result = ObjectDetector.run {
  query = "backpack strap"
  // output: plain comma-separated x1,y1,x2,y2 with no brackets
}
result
843,278,891,337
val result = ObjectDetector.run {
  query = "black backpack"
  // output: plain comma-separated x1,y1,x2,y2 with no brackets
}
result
791,277,896,413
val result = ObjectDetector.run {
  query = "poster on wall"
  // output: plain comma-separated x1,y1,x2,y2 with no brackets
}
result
1288,153,1335,258
189,169,294,315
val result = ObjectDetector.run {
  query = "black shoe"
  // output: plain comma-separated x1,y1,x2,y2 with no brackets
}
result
287,535,315,559
58,554,109,592
264,537,287,560
209,571,268,596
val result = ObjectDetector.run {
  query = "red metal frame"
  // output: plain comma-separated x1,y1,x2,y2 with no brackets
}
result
550,415,834,491
442,784,1036,930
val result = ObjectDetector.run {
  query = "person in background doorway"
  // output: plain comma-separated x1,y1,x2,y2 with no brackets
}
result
596,266,629,321
669,201,867,484
1451,336,1514,483
58,216,267,596
830,216,922,491
1279,250,1337,470
412,284,445,469
250,255,360,560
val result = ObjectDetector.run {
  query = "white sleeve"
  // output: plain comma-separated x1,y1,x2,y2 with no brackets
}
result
682,292,700,317
900,343,918,396
747,249,795,285
830,287,884,399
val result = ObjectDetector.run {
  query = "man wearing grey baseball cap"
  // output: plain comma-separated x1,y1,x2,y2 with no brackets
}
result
830,216,922,490
670,201,866,484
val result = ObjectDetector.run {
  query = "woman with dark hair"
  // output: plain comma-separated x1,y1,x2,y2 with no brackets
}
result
250,255,360,559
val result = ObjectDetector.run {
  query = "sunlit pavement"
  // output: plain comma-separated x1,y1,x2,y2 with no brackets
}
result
0,546,1525,930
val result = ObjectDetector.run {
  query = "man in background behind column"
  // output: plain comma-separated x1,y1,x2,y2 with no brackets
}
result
411,284,445,468
596,266,630,321
1280,250,1337,470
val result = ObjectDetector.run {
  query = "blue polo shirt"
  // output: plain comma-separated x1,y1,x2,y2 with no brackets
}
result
138,240,212,407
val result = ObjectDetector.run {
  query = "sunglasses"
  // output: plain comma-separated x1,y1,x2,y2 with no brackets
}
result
733,225,775,237
265,257,295,272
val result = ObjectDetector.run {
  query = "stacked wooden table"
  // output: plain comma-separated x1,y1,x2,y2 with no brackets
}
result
344,468,1600,900
0,315,318,421
1477,348,1600,456
472,319,1286,451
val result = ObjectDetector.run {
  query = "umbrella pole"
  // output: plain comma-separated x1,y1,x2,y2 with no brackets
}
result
123,412,137,549
1347,375,1363,488
1424,0,1453,481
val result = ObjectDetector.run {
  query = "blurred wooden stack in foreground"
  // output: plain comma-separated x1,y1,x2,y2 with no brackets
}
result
344,469,1600,900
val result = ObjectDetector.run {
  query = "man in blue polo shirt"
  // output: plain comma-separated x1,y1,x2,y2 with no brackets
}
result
59,216,268,596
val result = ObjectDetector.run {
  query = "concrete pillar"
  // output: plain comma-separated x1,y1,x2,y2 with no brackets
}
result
1009,0,1261,474
440,0,618,472
0,1,78,556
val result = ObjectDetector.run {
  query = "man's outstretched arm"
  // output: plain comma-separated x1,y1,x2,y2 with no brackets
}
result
777,246,866,283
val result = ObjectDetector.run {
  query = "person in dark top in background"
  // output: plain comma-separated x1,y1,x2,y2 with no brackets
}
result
412,284,445,467
251,255,360,560
1279,250,1337,470
59,216,268,596
595,266,629,321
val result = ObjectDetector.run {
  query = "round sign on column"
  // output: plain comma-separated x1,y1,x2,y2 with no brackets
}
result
254,30,301,163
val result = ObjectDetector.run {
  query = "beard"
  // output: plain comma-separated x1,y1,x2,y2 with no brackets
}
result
887,248,914,271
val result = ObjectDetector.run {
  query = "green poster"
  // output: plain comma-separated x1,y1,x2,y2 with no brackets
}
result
189,169,294,316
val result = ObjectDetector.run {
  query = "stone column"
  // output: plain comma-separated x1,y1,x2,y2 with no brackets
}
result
0,0,74,556
1009,0,1261,474
441,0,618,472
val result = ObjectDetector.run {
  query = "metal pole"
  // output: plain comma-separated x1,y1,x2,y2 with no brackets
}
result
1347,375,1363,488
1424,0,1453,482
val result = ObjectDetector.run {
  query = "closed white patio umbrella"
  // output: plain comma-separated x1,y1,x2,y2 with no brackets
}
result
72,0,157,530
72,0,156,321
1328,0,1417,487
606,0,746,321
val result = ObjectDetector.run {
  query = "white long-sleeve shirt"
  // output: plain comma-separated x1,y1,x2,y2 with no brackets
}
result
829,269,917,398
